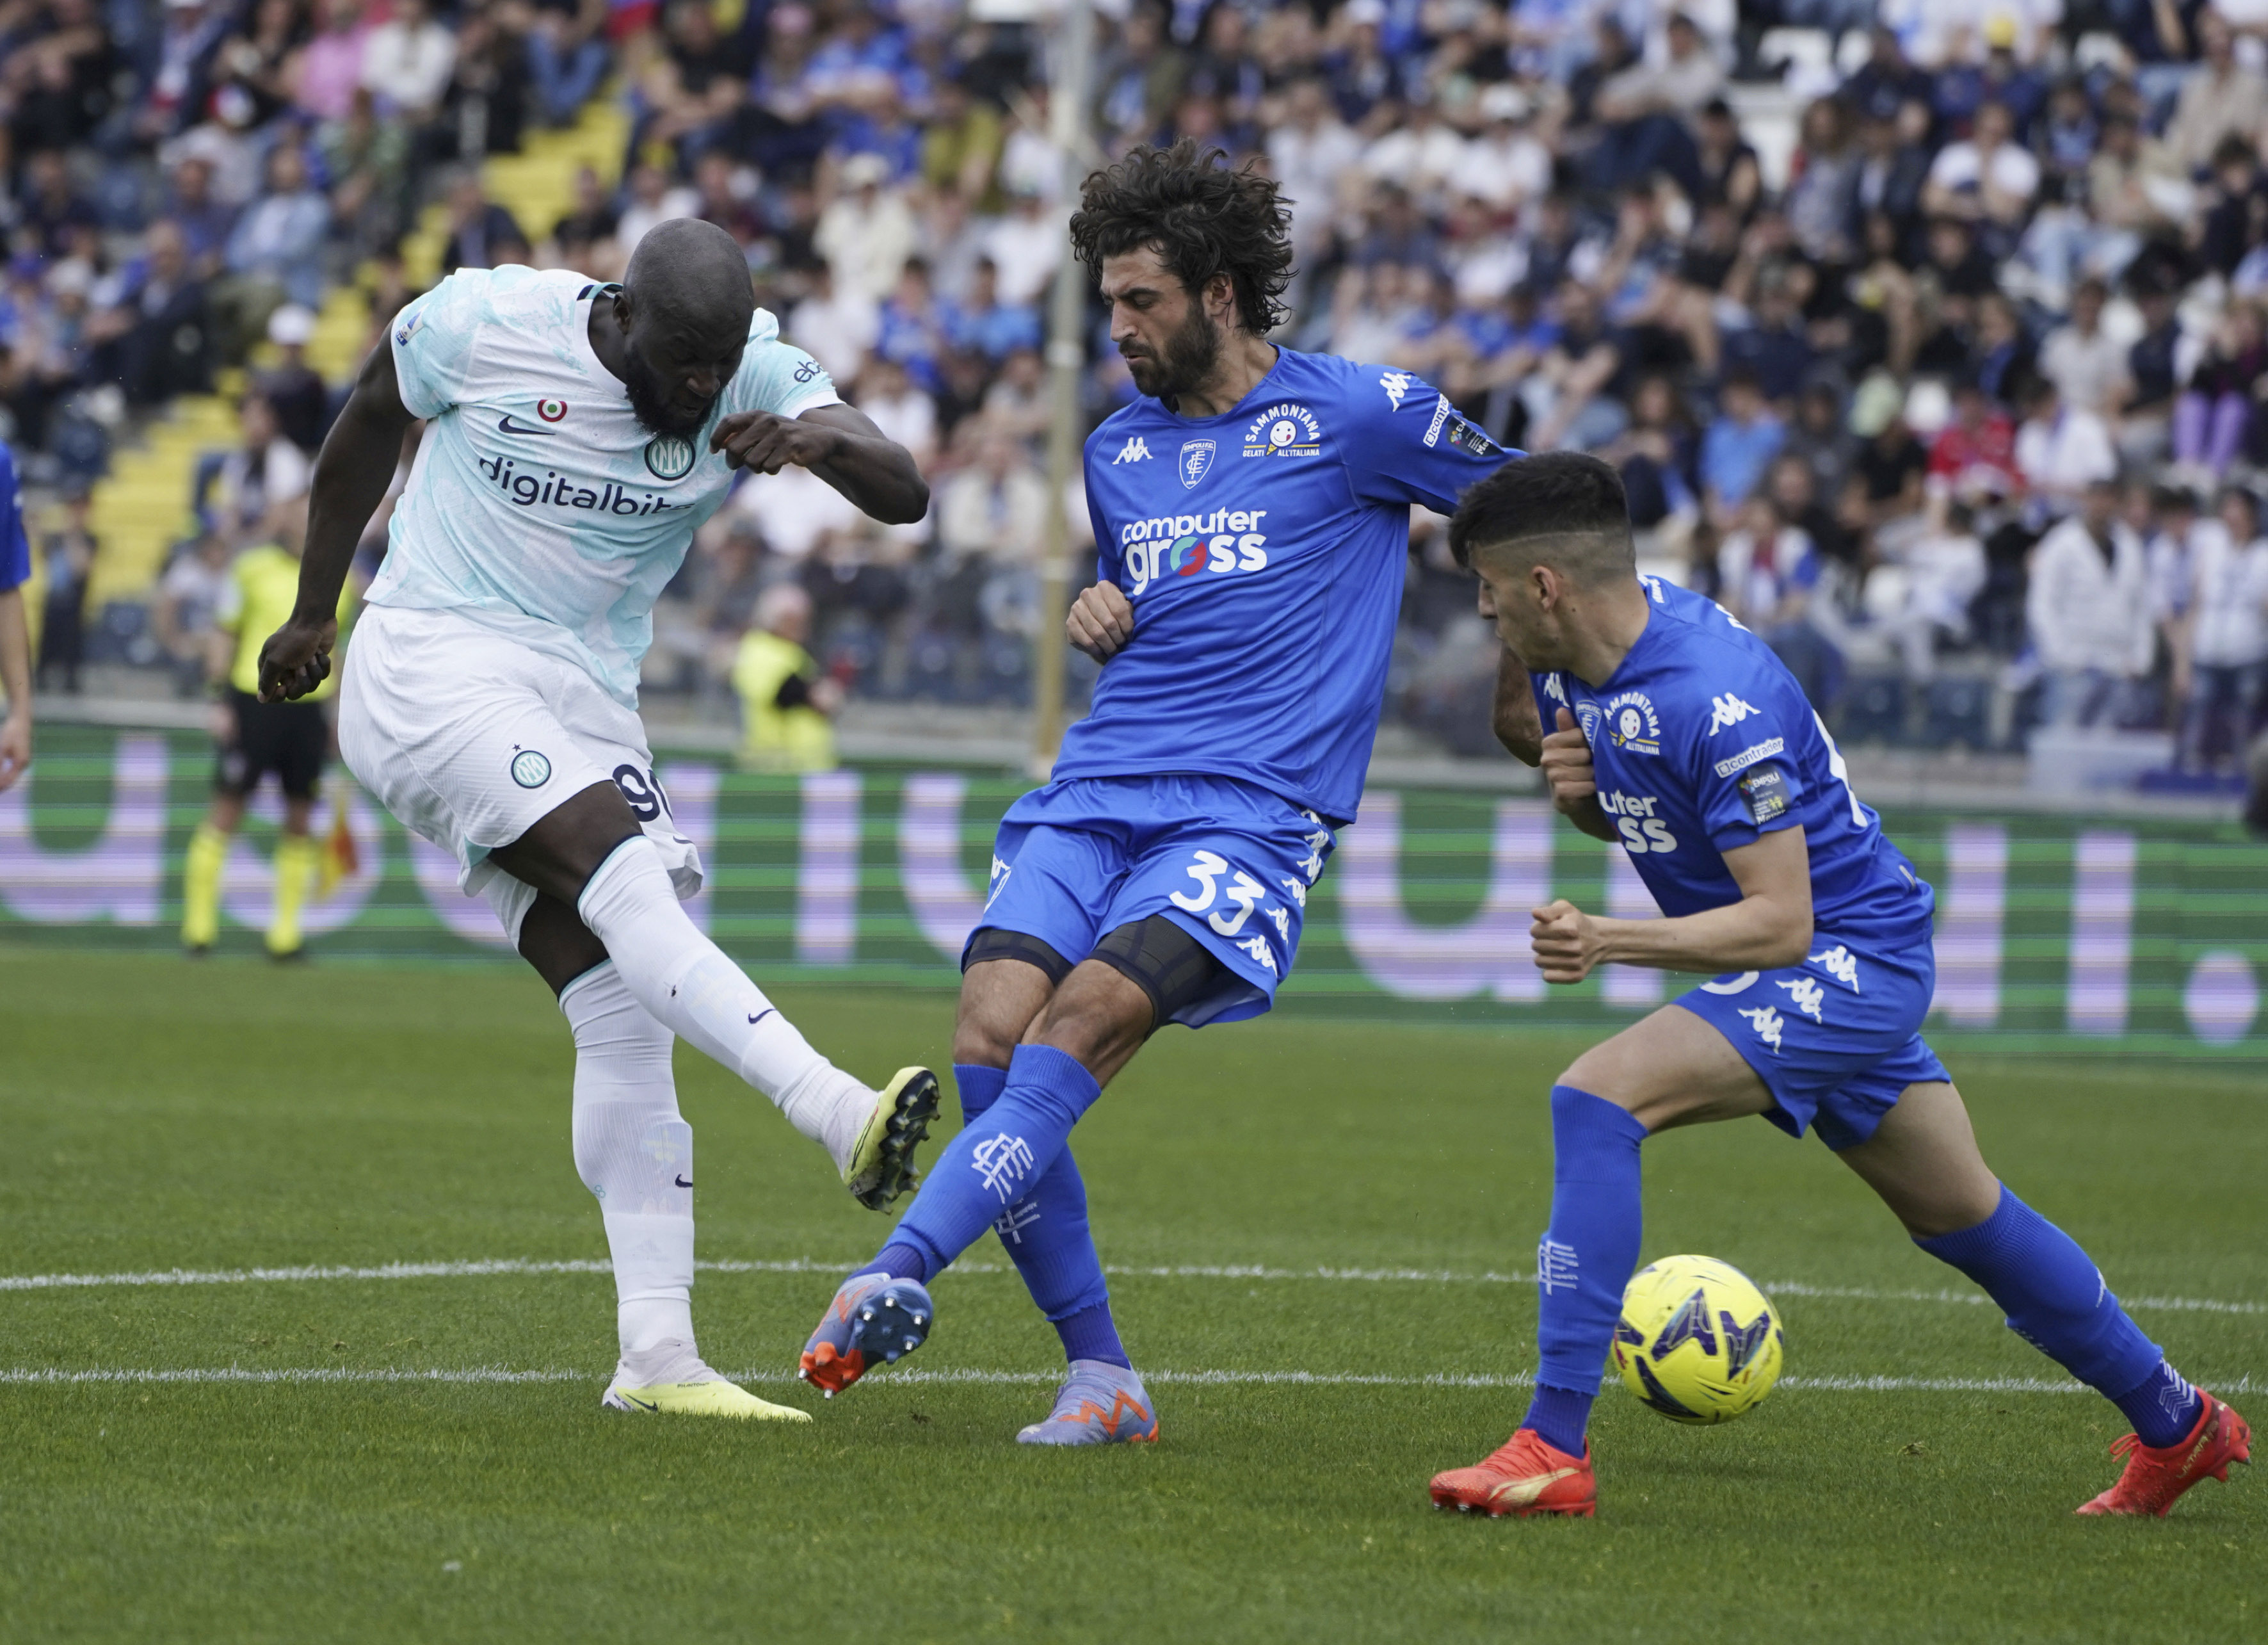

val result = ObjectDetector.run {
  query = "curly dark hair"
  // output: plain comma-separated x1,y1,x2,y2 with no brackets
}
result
1068,139,1296,336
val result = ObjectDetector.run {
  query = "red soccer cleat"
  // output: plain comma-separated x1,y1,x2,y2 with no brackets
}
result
2076,1391,2251,1518
1429,1429,1597,1519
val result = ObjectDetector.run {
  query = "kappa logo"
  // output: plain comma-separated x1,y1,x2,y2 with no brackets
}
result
1809,945,1860,990
1178,438,1216,489
1639,573,1666,603
1236,934,1277,975
1276,876,1307,909
1739,1004,1785,1053
1112,435,1153,465
1266,903,1292,941
1707,693,1760,736
1605,690,1662,756
1778,975,1827,1023
1242,400,1323,457
1543,672,1568,706
984,854,1011,909
1379,369,1413,409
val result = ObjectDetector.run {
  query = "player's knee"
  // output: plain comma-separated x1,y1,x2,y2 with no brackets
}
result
1027,960,1155,1067
957,928,1073,1066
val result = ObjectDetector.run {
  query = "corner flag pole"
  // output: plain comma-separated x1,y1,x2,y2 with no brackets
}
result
1031,0,1096,781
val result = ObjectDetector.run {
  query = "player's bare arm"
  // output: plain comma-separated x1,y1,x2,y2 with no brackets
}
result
0,582,29,790
1491,644,1543,766
1529,824,1814,985
257,339,415,702
1066,581,1133,661
710,401,928,524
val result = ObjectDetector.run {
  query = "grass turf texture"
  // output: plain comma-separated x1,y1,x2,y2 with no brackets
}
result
0,949,2262,1644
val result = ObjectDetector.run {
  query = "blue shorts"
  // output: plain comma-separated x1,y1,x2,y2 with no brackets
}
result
1672,934,1951,1152
968,774,1336,1028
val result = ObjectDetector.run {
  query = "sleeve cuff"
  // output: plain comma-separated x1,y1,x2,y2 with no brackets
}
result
783,388,843,421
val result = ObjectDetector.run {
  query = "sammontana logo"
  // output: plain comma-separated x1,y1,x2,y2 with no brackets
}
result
1242,401,1323,457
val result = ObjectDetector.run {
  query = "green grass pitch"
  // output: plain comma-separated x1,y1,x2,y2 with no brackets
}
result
1,948,2262,1644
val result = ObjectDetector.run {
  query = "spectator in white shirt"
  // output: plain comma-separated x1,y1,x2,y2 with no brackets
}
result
2180,486,2268,770
2027,476,2156,729
1360,95,1469,207
1921,99,2039,231
787,263,880,387
937,434,1049,570
1451,84,1554,213
979,181,1067,308
359,0,455,118
816,154,919,305
1874,499,1989,680
2014,379,2118,520
2038,279,2134,421
614,162,698,255
1265,78,1362,264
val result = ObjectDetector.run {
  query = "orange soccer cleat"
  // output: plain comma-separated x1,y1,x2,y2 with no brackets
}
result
1429,1429,1597,1519
797,1273,933,1397
2076,1391,2251,1518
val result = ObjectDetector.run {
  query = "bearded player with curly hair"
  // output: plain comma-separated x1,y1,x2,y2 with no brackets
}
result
796,139,1521,1443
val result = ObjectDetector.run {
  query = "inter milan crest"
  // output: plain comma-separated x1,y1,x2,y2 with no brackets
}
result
1178,438,1216,489
643,434,696,481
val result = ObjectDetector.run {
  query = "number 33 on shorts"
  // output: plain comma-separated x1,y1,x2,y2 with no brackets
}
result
1168,850,1291,944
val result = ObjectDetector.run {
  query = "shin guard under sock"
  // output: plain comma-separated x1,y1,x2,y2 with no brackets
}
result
1917,1185,2197,1445
956,1061,1126,1367
867,1044,1102,1281
1527,1084,1648,1450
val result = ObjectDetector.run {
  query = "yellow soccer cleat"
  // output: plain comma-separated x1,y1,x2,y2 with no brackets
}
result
842,1067,941,1210
600,1340,811,1422
602,1379,812,1422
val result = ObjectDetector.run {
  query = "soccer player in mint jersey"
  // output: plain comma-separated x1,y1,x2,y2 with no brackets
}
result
797,140,1516,1443
1428,453,2249,1519
255,220,943,1422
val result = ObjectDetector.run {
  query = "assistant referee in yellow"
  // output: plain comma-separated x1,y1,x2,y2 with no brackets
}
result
182,494,356,959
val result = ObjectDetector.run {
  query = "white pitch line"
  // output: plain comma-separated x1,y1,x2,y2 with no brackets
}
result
1,1258,2260,1318
3,1365,2258,1397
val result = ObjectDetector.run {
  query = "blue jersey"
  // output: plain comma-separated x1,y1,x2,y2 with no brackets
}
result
0,443,28,592
1532,578,1935,950
1066,350,1511,823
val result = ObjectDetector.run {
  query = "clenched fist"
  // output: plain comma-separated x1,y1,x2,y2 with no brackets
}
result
1066,581,1134,662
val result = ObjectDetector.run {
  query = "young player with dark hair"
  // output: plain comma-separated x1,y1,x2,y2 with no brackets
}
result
796,140,1518,1442
1428,451,2249,1519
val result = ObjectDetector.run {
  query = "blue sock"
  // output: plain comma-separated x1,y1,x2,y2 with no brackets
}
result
955,1062,1127,1368
866,1044,1103,1282
1916,1185,2199,1446
858,1243,931,1283
1525,1085,1648,1450
1523,1383,1595,1457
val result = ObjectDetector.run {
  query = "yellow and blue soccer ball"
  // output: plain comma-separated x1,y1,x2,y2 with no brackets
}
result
1613,1254,1784,1424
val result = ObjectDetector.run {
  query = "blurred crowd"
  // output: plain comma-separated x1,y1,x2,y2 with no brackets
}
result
12,0,2268,776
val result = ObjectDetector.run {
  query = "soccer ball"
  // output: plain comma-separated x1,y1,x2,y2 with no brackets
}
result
1612,1254,1784,1425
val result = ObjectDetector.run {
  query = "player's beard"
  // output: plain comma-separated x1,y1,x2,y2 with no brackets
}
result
1125,300,1221,407
621,348,718,441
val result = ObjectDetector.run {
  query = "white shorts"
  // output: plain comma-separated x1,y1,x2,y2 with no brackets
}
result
338,604,702,945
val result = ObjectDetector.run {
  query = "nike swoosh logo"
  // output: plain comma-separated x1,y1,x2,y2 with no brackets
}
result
748,1009,775,1025
497,414,558,436
1487,1467,1579,1507
622,1394,658,1412
674,1175,693,1188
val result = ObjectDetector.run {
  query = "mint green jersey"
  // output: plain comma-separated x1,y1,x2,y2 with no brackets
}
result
367,265,840,706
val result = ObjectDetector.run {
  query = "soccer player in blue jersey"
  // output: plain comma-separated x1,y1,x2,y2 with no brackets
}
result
1428,453,2250,1519
797,140,1516,1442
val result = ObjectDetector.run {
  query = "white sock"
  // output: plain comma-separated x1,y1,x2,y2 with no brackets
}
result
575,839,874,1167
564,964,696,1357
